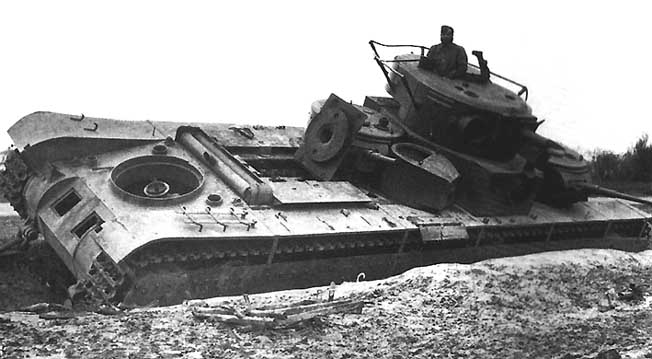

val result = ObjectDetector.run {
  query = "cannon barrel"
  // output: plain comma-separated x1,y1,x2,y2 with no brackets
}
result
576,183,652,206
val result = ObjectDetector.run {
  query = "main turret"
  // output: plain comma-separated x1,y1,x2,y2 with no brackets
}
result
369,41,598,208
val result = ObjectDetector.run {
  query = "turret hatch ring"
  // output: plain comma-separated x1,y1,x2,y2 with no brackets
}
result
110,155,204,204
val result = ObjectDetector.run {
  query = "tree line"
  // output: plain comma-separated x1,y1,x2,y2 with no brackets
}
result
590,134,652,185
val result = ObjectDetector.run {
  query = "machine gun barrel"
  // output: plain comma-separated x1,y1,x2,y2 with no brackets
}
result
576,183,652,206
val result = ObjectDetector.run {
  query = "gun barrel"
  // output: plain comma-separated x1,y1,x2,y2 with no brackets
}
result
577,183,652,206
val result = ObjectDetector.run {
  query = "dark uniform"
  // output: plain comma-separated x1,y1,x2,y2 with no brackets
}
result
426,42,468,79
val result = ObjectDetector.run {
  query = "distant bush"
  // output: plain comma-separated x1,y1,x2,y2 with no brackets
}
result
590,134,652,182
590,150,622,181
628,134,652,181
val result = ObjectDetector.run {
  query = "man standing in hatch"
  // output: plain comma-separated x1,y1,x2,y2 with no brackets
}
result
425,25,468,79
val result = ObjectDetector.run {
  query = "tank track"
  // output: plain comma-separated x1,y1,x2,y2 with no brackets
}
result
121,231,417,306
116,216,650,306
75,251,129,305
0,150,31,218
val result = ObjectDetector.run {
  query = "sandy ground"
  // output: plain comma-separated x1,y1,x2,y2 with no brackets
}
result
1,248,652,359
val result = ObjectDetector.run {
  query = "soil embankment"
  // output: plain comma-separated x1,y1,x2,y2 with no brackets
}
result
2,249,652,358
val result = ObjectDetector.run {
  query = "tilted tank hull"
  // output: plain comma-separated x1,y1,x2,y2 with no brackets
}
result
1,110,650,306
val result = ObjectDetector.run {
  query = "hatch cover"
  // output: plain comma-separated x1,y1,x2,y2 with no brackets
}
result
270,180,372,205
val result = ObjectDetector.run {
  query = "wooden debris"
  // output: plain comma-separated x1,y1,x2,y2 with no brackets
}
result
19,302,70,314
617,283,645,302
191,298,365,328
95,304,124,316
328,281,336,301
39,311,78,320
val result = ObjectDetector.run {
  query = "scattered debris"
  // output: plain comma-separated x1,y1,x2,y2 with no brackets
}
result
190,297,365,329
599,288,617,312
18,303,70,314
328,281,336,301
594,348,621,359
617,283,645,302
38,311,78,320
95,304,124,316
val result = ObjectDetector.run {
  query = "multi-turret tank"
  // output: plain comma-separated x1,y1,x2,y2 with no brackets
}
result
1,41,650,306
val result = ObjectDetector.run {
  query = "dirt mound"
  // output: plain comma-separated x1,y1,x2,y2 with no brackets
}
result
2,248,652,358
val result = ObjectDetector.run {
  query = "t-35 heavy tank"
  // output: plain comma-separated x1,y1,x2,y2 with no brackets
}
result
1,42,651,307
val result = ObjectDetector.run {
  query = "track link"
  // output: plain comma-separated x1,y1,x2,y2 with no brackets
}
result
0,150,30,218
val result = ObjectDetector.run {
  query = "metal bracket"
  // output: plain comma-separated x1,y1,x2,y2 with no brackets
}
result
267,238,279,265
69,113,85,122
545,224,555,242
639,220,652,239
474,228,485,247
179,207,256,232
83,122,98,132
181,206,203,232
397,230,409,254
603,221,613,238
316,216,335,231
419,222,468,242
205,207,227,232
229,127,255,140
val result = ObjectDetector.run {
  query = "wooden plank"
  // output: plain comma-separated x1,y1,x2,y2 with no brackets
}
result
190,299,365,328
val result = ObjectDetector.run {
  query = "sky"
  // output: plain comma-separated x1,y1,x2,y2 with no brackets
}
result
0,1,649,154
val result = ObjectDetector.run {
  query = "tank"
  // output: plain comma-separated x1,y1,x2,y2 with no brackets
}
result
1,43,651,307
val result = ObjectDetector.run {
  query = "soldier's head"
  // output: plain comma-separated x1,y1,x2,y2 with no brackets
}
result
440,25,454,44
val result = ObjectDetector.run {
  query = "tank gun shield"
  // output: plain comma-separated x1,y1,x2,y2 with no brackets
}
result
295,94,366,180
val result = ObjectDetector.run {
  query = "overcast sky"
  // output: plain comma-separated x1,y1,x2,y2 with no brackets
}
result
0,1,649,154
